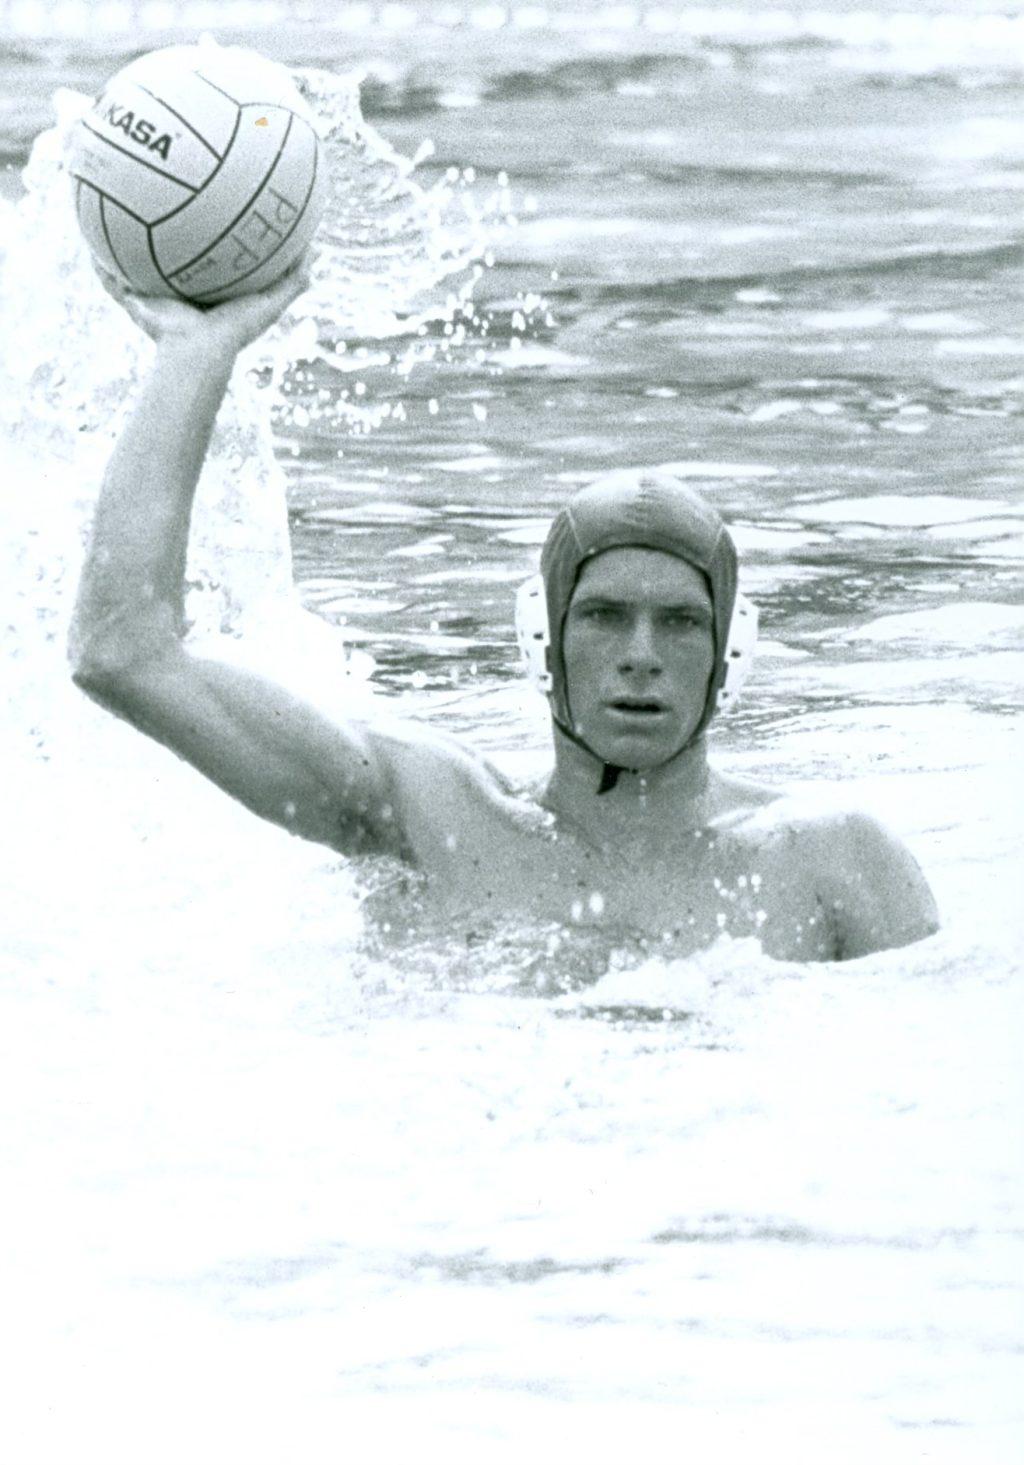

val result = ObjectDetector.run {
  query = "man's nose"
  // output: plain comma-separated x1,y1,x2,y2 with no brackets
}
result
619,614,661,674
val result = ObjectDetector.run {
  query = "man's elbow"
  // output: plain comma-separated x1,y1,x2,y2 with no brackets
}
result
70,655,140,720
69,629,137,705
69,632,178,723
69,603,179,699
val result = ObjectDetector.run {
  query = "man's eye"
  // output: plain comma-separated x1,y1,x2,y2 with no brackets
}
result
580,605,620,622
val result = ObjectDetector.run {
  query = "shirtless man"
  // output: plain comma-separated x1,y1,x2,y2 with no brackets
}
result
69,270,939,964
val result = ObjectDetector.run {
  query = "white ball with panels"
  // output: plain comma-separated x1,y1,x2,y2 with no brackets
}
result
68,43,325,304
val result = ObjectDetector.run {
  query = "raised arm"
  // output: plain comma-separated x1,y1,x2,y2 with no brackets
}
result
69,269,406,857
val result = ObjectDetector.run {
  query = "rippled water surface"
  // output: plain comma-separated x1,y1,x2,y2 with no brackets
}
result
1,5,1022,1462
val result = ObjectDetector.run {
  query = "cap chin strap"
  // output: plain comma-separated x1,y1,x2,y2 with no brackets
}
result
515,573,759,794
551,712,700,795
597,762,624,795
549,711,632,794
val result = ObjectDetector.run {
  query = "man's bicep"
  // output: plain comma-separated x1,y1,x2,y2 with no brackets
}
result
76,647,403,856
832,812,939,960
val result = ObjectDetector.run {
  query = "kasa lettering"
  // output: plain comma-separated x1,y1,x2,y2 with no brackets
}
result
102,102,173,161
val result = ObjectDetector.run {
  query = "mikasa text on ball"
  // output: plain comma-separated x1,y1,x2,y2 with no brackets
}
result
68,44,325,304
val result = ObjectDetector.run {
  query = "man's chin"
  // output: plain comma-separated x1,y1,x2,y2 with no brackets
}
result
580,723,685,774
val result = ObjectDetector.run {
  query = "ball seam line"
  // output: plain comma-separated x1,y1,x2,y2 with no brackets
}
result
137,81,224,163
98,194,129,284
78,116,200,194
72,174,151,229
151,104,242,228
164,109,296,281
194,71,242,109
189,127,320,303
146,226,193,302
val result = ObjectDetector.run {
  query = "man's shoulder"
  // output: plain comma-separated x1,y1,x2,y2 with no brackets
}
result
712,774,835,833
715,778,917,876
716,775,887,841
716,781,938,958
365,711,535,845
367,712,512,794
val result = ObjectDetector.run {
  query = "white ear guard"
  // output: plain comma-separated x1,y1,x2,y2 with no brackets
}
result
514,575,553,693
717,591,758,707
514,573,758,709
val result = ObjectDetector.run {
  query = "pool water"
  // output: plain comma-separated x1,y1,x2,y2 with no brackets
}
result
1,6,1022,1462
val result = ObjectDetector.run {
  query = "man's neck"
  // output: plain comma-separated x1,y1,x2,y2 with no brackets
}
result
541,726,716,852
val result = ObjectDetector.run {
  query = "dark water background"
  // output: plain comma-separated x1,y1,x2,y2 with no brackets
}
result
3,8,1022,736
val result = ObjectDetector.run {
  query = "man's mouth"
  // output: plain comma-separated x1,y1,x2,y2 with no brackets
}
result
605,698,670,718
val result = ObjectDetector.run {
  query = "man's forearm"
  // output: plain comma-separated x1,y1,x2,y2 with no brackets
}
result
71,339,237,676
70,259,309,682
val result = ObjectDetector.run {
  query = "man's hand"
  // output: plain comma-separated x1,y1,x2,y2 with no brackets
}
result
96,253,313,359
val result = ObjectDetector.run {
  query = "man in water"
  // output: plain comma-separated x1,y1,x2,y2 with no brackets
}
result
70,269,938,964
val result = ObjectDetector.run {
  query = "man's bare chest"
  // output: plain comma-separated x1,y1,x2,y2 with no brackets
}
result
419,808,837,963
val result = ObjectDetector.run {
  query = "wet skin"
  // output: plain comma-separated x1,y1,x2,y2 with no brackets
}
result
69,285,939,968
324,547,937,963
559,548,716,771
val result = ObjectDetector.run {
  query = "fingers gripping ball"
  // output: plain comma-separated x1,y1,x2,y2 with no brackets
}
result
68,44,325,304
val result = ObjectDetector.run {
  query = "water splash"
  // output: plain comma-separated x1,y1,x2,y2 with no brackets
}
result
273,66,518,438
296,65,493,337
0,49,507,758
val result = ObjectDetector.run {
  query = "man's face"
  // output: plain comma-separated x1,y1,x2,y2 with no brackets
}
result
560,547,716,771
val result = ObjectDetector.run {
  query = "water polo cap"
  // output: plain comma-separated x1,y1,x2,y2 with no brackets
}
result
517,469,754,790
